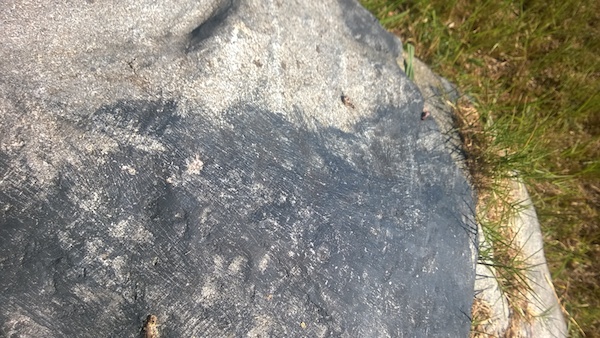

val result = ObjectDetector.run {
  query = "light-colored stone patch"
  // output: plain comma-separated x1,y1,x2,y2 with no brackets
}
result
246,315,274,338
185,154,204,175
213,255,225,271
1,312,54,338
24,155,57,187
166,172,179,186
199,207,211,224
84,238,105,259
78,191,103,213
228,255,247,275
118,132,166,153
258,254,270,273
200,278,219,306
108,217,154,243
277,193,287,204
120,164,137,175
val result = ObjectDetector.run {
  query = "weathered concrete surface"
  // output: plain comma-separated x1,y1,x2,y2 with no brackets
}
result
509,179,567,338
0,1,477,337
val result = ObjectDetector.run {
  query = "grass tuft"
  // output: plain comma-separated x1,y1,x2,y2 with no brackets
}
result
404,43,415,80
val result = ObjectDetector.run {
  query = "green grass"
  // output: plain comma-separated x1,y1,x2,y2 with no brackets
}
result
360,0,600,336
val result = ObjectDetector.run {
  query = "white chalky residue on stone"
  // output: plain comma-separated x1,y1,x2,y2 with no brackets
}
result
1,313,54,337
108,218,154,243
258,254,270,273
185,154,204,175
84,238,105,260
228,255,247,275
200,278,219,306
166,172,179,186
123,133,166,153
78,191,102,213
120,164,137,175
246,315,274,338
213,255,225,271
422,256,438,274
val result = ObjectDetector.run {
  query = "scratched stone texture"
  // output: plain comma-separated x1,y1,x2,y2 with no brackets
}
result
0,0,477,337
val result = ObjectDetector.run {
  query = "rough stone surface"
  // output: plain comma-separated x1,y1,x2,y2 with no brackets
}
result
0,1,477,337
410,57,567,337
410,57,511,335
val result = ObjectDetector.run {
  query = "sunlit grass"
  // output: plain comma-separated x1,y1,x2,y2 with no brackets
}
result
361,0,600,336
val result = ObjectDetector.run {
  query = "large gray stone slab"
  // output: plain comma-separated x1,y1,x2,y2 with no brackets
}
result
0,0,477,337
